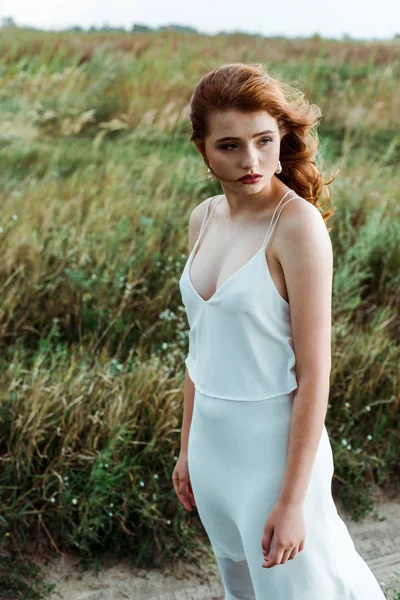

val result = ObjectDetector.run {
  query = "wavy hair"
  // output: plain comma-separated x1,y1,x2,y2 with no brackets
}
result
188,62,338,230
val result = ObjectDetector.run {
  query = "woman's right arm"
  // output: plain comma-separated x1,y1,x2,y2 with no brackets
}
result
172,200,209,511
180,368,195,456
179,199,210,456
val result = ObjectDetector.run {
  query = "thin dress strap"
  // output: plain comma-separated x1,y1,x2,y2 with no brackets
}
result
262,191,302,250
196,194,224,246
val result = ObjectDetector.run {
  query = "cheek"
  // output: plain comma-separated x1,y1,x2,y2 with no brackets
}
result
213,154,233,168
265,146,280,160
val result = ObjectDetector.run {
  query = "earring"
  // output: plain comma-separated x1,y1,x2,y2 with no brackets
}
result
275,160,282,174
207,166,214,180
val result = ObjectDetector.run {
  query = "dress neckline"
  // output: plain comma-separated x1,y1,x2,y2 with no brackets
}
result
187,190,296,305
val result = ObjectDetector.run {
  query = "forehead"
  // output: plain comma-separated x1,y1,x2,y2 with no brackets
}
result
207,109,278,138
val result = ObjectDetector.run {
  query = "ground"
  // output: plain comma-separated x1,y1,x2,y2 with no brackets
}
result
29,489,400,599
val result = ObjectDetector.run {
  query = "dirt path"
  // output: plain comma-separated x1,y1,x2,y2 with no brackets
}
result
35,490,399,599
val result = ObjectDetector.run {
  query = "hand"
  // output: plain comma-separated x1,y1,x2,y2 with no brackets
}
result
172,452,197,511
261,499,305,568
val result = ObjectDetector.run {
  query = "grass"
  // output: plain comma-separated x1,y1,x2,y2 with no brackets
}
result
0,27,399,598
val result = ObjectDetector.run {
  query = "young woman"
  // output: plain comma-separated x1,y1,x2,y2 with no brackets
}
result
172,62,385,599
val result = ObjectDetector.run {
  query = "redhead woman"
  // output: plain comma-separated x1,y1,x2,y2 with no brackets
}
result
172,62,385,600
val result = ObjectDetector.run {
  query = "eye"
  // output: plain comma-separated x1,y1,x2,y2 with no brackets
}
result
219,137,273,151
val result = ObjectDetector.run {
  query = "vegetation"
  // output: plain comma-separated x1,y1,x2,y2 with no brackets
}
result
0,27,398,597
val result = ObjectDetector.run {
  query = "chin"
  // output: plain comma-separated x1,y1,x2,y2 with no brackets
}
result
239,182,265,192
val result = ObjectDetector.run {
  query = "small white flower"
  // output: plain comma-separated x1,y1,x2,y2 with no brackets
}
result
50,497,55,503
91,273,97,280
344,402,350,408
367,434,373,441
173,456,178,461
159,308,177,322
365,405,371,411
166,519,171,525
11,214,18,221
140,480,145,487
104,463,109,468
161,342,168,350
108,512,113,517
109,503,114,507
341,439,347,446
72,498,78,505
153,474,159,479
0,227,3,233
347,444,352,450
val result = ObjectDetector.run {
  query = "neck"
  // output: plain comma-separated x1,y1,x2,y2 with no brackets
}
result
221,177,290,220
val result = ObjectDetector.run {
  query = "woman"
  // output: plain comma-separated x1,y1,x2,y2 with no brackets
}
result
172,63,385,599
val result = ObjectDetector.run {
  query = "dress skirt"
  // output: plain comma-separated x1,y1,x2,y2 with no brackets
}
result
187,388,385,600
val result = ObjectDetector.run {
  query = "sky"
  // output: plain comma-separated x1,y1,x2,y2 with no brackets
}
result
2,0,399,40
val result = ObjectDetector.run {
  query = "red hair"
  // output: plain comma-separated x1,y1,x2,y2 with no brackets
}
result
188,62,338,229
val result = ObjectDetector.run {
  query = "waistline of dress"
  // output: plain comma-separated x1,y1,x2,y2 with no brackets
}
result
193,384,297,402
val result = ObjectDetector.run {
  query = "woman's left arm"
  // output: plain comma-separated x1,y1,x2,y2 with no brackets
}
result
277,198,333,507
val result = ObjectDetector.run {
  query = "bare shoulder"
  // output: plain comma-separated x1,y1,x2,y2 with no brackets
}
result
187,195,219,253
273,195,333,379
280,195,326,225
273,195,332,263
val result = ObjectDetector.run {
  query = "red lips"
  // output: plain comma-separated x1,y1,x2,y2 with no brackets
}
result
238,174,262,182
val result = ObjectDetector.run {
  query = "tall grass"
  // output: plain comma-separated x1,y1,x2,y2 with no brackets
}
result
0,29,399,594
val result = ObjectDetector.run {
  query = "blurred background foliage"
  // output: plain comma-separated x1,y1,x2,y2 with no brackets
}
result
0,28,399,576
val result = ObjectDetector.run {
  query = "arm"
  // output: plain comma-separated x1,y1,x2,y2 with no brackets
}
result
275,199,333,506
180,369,195,455
179,198,211,455
174,201,210,512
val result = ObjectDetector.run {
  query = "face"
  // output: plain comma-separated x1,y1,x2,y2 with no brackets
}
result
197,109,282,196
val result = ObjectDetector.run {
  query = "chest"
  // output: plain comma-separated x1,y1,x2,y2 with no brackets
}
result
189,223,289,306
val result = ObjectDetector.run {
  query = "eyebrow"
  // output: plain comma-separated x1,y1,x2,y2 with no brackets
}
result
216,130,275,142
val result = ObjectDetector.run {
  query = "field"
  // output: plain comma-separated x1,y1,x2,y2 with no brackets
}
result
0,27,399,597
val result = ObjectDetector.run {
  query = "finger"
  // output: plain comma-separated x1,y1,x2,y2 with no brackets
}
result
173,475,196,510
178,494,192,510
261,526,274,557
179,494,192,510
181,484,196,507
188,483,196,505
180,482,195,502
280,547,293,564
263,544,284,568
188,487,196,505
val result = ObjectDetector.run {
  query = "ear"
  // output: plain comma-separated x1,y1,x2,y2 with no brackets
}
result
193,138,206,159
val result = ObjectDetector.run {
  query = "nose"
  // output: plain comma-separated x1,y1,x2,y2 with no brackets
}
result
241,146,259,171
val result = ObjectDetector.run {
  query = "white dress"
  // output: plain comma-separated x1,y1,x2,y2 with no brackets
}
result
178,191,385,599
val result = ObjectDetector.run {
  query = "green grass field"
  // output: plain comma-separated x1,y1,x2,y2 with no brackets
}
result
0,27,399,597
